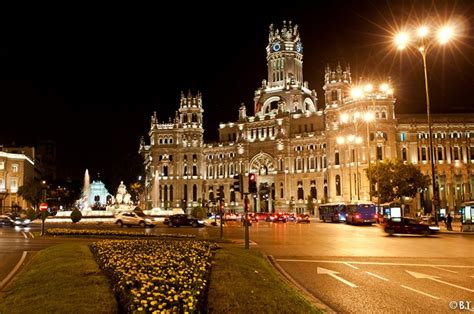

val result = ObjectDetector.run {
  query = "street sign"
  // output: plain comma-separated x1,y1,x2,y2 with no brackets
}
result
39,203,48,212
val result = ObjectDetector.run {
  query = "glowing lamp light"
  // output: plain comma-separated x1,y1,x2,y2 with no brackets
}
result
336,137,345,145
353,112,361,120
355,136,363,144
395,32,409,49
417,26,429,37
340,113,349,123
437,25,454,44
379,83,389,92
351,87,363,99
364,112,374,122
364,84,373,93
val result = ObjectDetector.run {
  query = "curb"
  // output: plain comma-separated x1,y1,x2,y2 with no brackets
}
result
267,255,335,313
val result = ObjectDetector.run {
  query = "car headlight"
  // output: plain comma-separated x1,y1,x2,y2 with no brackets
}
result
14,220,21,225
23,219,31,224
145,218,152,223
198,220,204,224
429,226,440,231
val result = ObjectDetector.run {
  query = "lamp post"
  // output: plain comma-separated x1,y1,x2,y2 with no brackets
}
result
364,111,374,201
395,24,455,224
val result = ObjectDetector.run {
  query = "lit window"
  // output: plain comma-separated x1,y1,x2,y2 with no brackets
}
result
400,133,406,141
0,161,4,170
12,164,18,173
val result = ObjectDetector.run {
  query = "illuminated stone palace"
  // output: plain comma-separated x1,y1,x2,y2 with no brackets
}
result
139,21,474,214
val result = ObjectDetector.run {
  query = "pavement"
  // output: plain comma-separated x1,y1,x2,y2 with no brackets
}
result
437,220,474,234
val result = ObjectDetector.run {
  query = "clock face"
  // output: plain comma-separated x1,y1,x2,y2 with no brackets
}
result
296,42,302,53
272,41,281,52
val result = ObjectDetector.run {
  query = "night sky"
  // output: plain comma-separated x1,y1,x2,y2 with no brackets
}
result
1,1,473,188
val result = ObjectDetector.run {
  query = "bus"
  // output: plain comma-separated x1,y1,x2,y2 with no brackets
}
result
345,202,377,225
319,203,346,222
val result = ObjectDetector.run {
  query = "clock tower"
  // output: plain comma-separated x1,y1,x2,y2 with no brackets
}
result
253,21,317,116
266,20,303,87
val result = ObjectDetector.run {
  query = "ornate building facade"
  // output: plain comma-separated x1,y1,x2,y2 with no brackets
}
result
140,21,474,214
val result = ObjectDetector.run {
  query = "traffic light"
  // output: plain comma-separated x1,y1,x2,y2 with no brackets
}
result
248,173,257,193
233,174,242,192
215,186,224,201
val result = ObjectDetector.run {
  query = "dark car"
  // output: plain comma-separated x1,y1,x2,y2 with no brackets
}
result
384,217,439,236
297,214,310,223
166,214,205,227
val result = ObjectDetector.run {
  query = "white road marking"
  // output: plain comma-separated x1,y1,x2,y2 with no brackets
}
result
406,270,474,293
317,267,358,288
28,232,34,238
401,285,439,299
20,231,28,239
276,259,474,268
0,251,28,290
431,266,458,274
365,271,389,281
344,262,359,269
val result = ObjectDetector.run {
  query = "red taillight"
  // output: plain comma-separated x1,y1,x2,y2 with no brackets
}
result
374,214,378,218
355,214,360,219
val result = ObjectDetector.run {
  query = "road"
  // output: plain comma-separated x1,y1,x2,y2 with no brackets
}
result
1,220,473,312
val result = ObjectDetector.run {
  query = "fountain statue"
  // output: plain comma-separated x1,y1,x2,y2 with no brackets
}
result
105,181,135,214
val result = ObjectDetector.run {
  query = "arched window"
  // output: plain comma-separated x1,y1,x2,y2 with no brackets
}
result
230,190,236,202
170,185,173,201
297,185,304,200
193,165,197,176
335,175,341,196
184,166,188,176
183,184,188,202
192,184,197,201
192,113,197,122
335,152,340,165
402,147,407,161
164,185,168,202
163,165,168,177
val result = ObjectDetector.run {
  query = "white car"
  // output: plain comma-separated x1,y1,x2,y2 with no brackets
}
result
114,211,155,228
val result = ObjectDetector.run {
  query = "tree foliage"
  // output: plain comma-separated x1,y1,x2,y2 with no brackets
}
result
366,159,429,203
17,180,43,208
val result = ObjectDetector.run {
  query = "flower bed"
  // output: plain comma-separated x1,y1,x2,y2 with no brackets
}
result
90,239,213,313
46,228,196,239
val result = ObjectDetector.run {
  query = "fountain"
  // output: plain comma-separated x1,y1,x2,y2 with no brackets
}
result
105,181,135,214
81,169,91,210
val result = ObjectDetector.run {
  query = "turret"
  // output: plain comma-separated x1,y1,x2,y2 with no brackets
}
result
323,63,352,107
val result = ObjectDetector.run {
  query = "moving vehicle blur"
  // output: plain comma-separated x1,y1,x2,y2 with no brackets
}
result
384,217,439,236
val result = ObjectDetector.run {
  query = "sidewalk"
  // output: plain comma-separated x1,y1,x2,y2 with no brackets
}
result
437,221,474,235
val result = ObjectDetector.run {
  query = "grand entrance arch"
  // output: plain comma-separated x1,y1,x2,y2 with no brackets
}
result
249,152,276,212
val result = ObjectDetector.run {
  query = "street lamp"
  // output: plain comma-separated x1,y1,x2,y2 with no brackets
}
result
395,24,456,224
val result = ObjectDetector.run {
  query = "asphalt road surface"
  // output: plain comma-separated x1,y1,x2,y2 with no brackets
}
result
1,220,473,313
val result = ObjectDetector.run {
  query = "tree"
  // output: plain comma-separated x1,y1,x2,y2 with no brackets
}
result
17,180,42,209
366,159,429,203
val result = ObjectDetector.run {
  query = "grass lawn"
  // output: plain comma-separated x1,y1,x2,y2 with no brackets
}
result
0,242,322,313
207,245,322,313
0,244,117,314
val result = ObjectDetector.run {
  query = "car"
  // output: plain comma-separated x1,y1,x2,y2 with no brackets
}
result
166,214,205,227
267,213,286,222
384,217,439,236
114,211,155,228
242,213,259,222
0,215,30,227
296,214,310,223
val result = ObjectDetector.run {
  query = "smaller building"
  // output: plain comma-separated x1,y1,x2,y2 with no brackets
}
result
0,146,36,212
